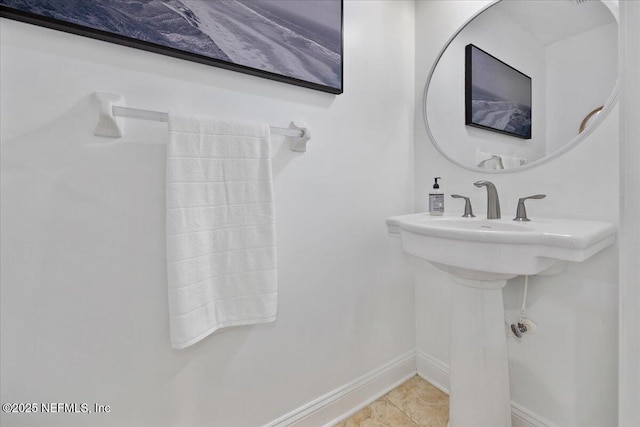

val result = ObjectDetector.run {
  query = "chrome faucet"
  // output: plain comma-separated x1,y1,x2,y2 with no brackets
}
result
513,194,546,221
451,194,475,217
473,180,501,219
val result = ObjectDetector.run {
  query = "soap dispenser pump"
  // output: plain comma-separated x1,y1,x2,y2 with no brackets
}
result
429,177,444,216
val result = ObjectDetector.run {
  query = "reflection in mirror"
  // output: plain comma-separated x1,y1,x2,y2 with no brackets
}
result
424,0,618,172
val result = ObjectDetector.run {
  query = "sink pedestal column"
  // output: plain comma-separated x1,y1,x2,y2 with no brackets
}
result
448,276,512,427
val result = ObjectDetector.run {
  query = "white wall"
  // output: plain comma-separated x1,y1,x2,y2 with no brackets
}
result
618,1,640,425
426,4,546,168
415,2,619,426
546,22,618,154
0,1,416,426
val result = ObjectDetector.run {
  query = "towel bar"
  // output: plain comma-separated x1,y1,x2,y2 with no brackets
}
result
93,92,311,152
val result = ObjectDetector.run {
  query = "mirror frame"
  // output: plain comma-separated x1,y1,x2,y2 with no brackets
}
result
422,0,619,173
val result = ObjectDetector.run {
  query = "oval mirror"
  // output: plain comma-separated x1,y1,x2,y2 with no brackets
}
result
424,0,618,172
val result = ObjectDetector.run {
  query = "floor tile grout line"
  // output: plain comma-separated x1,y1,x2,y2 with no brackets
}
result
380,396,420,426
335,375,448,427
382,395,417,426
387,375,449,426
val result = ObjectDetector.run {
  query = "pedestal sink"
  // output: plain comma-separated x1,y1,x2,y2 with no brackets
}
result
386,213,616,427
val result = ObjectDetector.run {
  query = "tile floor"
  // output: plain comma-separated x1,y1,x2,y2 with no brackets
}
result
334,375,449,427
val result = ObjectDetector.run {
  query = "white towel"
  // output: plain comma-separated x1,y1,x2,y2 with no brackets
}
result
500,155,526,169
166,115,277,349
475,148,493,166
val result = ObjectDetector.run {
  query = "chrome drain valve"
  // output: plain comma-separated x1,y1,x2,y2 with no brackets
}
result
507,318,537,339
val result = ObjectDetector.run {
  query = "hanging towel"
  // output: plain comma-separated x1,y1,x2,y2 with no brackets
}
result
500,155,526,169
166,115,277,349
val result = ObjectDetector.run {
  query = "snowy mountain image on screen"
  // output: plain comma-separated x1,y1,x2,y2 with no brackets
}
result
0,0,342,90
471,85,531,138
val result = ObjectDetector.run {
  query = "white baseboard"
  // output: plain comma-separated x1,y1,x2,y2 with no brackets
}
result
266,350,556,427
415,350,558,427
265,350,417,427
511,402,558,427
415,350,450,394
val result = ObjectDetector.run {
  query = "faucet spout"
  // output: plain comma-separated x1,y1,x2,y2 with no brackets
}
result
473,180,501,219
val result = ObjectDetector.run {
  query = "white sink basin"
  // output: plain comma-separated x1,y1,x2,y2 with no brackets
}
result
386,213,616,281
386,212,616,426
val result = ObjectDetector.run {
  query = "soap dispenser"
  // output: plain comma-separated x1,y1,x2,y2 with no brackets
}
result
429,177,444,216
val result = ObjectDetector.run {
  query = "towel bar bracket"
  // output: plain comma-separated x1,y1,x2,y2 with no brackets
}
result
94,92,125,138
290,121,311,152
92,92,311,152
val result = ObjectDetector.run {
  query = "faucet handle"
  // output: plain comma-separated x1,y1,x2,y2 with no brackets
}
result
451,194,475,218
513,194,546,222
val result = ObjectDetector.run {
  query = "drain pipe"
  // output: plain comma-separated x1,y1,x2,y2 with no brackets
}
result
519,275,529,324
